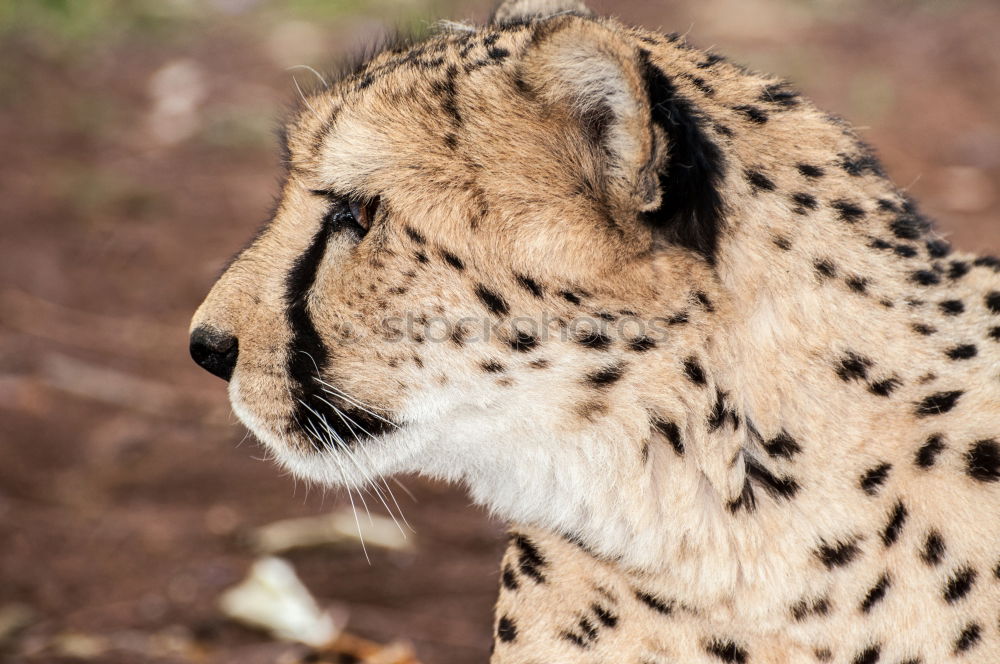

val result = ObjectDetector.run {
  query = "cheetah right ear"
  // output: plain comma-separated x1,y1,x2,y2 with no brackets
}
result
491,0,593,24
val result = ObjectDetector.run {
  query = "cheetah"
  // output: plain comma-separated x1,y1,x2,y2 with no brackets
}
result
189,1,1000,661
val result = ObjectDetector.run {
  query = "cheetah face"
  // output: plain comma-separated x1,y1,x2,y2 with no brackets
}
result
190,10,723,541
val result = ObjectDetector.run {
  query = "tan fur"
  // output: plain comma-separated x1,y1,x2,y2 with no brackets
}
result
192,1,1000,661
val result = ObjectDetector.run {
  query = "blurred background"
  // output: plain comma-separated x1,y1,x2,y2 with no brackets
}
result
1,0,998,662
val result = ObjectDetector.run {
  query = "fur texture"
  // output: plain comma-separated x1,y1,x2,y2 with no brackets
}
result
191,1,1000,661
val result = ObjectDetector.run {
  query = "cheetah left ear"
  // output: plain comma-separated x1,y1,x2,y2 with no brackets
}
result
523,20,664,214
491,0,593,24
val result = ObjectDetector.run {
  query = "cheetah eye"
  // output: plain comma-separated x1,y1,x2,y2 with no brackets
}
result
311,191,380,238
348,196,380,234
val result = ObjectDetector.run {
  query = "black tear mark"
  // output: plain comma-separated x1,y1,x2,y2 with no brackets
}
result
921,531,946,565
881,500,908,547
475,285,509,316
859,573,891,613
915,390,963,417
965,439,1000,482
859,463,892,495
915,435,945,468
943,566,977,603
816,537,862,569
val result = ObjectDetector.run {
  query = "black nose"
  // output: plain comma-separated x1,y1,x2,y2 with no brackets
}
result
190,326,239,381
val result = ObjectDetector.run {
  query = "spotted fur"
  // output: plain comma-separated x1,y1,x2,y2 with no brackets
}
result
191,0,1000,661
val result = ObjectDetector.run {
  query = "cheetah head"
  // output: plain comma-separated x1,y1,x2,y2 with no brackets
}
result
191,0,745,564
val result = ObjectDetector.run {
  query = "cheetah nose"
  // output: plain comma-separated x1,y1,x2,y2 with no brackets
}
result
190,326,239,382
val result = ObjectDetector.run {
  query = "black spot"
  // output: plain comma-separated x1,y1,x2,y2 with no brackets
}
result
508,331,538,352
515,274,543,298
890,213,931,240
486,46,509,60
965,439,1000,482
881,500,908,547
577,330,612,350
946,344,977,360
893,244,918,258
638,51,726,263
974,255,1000,270
652,417,684,456
684,357,707,385
816,538,862,569
773,235,793,250
815,259,837,278
797,163,825,178
840,152,884,177
561,631,587,649
414,250,429,264
832,200,865,223
943,566,977,603
629,336,656,352
792,192,819,212
634,590,674,615
496,616,517,643
953,623,981,654
697,53,725,69
475,285,509,316
500,564,519,590
815,648,833,662
846,276,869,294
859,573,891,613
915,390,963,417
912,323,936,336
948,260,971,280
763,431,802,459
926,240,952,258
915,435,945,468
868,377,900,397
791,596,831,621
852,645,881,664
705,639,748,664
591,604,618,628
746,169,776,192
560,290,582,305
921,531,946,565
481,360,505,374
939,299,965,316
404,226,426,244
733,104,768,124
695,291,715,312
512,534,546,583
838,352,873,381
587,364,625,387
745,455,800,499
759,82,799,107
859,463,892,495
990,326,1000,341
986,292,1000,314
441,250,465,270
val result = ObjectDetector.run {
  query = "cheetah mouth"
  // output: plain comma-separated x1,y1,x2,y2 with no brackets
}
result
288,383,399,451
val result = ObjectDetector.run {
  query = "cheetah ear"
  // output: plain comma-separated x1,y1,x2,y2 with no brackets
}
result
523,21,664,214
491,0,593,24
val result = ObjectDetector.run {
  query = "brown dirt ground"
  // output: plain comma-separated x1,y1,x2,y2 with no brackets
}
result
1,1,998,663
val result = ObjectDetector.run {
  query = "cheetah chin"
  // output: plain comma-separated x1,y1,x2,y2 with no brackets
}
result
192,0,1000,661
